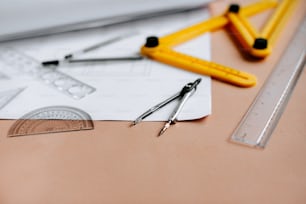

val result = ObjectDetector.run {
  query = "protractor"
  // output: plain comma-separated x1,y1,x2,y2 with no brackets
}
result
8,106,94,137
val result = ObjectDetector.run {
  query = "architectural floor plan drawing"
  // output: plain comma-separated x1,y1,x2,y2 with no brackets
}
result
0,8,212,121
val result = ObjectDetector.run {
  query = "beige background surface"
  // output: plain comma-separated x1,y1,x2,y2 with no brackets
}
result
0,0,305,203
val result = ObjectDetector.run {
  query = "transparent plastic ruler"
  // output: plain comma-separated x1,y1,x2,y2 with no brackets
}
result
231,18,306,148
0,87,26,110
0,48,96,100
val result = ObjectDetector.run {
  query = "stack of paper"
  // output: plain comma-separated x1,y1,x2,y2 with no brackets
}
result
0,7,211,121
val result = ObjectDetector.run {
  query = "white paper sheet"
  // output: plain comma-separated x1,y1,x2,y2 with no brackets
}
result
0,8,211,121
0,0,211,41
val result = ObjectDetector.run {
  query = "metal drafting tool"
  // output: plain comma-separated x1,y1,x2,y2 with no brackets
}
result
64,34,135,59
227,0,297,58
231,17,306,148
140,0,291,87
132,78,201,136
0,48,96,100
7,106,94,137
0,88,26,111
42,33,143,67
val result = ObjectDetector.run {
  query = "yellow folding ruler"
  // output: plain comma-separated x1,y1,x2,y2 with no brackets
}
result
140,0,296,87
227,0,297,57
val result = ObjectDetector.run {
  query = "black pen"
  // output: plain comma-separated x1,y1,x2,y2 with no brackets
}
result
42,55,144,66
41,33,137,67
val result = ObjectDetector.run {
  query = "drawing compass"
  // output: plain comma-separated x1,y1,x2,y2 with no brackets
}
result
132,78,201,136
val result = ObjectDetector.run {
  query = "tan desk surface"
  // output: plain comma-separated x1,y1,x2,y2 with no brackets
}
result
0,0,305,203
